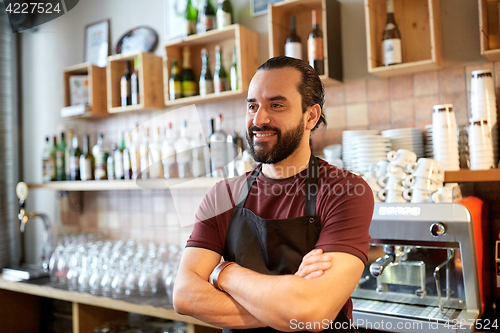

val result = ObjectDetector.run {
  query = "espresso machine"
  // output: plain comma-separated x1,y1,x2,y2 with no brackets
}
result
352,203,481,332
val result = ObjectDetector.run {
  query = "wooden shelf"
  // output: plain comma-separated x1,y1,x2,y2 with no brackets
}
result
479,0,500,61
444,169,500,182
62,62,109,118
27,178,222,191
164,24,259,106
364,0,443,76
269,0,343,84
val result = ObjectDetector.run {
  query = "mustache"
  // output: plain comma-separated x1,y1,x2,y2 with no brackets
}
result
247,125,281,135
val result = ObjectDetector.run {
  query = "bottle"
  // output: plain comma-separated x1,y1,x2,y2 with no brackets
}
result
186,0,198,36
115,132,125,180
181,47,197,98
56,133,66,181
285,16,302,60
70,135,82,181
233,130,246,176
217,0,233,29
174,120,193,178
308,10,324,76
230,46,238,91
140,128,150,179
214,45,228,94
93,133,107,180
169,61,182,101
130,57,140,105
121,61,132,107
80,135,94,181
130,125,142,180
199,48,214,97
191,133,207,178
65,130,74,180
42,136,51,183
50,136,57,181
123,132,133,180
162,123,178,179
198,0,216,33
382,0,402,66
149,127,164,179
210,114,228,177
107,145,116,181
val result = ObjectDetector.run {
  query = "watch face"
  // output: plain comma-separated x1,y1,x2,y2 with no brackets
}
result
116,26,159,54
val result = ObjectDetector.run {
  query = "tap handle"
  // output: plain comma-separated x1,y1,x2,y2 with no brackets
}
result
16,182,28,201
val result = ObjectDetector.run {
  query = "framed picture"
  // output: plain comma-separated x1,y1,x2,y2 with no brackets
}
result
251,0,281,16
84,19,111,68
164,0,188,40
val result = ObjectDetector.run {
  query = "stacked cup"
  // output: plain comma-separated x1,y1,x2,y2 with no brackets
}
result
363,160,390,202
468,119,495,169
377,149,416,203
470,70,498,163
403,158,444,203
432,104,460,171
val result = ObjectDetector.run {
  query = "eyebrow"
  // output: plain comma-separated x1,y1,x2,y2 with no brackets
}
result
245,95,288,103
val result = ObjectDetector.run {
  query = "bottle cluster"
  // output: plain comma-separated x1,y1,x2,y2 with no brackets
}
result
185,0,234,36
120,57,140,107
42,114,255,182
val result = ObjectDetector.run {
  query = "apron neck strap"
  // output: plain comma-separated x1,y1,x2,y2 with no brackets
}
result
236,155,320,216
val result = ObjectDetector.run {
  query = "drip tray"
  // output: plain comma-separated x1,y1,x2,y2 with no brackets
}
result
352,298,461,322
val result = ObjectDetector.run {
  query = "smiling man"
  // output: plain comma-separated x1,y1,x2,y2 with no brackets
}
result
173,56,374,333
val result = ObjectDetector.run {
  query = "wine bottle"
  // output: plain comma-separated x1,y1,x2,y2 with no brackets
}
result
50,136,57,181
162,123,178,179
70,135,82,181
139,128,150,179
56,133,66,181
80,135,94,181
230,46,238,91
169,60,182,100
121,61,132,107
123,131,133,180
114,132,125,180
210,114,228,177
382,0,402,66
214,45,228,94
174,120,193,178
199,48,214,97
186,0,198,36
65,129,74,180
217,0,233,30
130,57,140,105
149,127,163,179
93,133,107,180
285,16,302,60
308,10,324,75
181,47,197,97
107,146,116,181
198,0,216,33
42,137,51,183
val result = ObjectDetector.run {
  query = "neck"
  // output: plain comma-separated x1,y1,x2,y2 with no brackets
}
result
261,140,311,179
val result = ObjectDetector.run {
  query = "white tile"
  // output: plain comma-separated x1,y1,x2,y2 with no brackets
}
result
346,103,369,127
325,106,347,129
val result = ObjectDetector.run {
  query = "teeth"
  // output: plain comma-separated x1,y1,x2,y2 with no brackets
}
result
255,133,274,137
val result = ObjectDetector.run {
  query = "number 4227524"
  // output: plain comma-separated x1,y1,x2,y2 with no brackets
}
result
6,2,61,14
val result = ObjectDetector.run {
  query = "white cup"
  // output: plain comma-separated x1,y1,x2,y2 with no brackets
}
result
469,119,492,146
378,189,407,203
387,164,408,179
369,160,390,178
379,175,408,191
387,149,417,167
373,191,382,203
363,176,381,192
431,187,454,203
444,183,462,201
406,158,444,181
403,188,434,203
405,175,442,191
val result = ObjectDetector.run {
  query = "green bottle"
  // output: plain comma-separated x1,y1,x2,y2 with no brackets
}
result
181,47,197,97
199,48,214,97
56,132,66,181
198,0,216,33
230,45,238,91
70,135,82,181
50,136,57,181
217,0,234,29
214,45,228,94
169,60,182,100
186,0,198,36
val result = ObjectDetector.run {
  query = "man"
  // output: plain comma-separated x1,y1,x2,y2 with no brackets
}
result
173,56,373,332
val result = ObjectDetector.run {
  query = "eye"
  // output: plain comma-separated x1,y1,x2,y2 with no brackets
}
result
247,104,257,112
271,103,283,108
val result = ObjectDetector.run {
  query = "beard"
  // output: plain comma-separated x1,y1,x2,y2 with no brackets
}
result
246,118,305,164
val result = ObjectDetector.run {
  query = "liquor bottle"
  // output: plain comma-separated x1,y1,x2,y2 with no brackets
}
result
186,0,198,36
199,48,214,97
308,10,324,75
80,135,94,181
214,45,228,94
210,114,228,177
65,130,74,180
198,0,216,33
130,125,142,180
121,61,132,107
107,145,116,180
174,120,193,178
130,57,140,105
56,133,66,181
93,133,107,180
169,60,182,101
205,118,216,177
181,47,197,97
233,130,246,176
123,131,133,180
382,0,402,66
162,123,178,179
114,132,125,180
42,137,51,183
140,128,150,179
217,0,233,30
149,127,163,179
230,46,238,91
50,136,57,181
285,16,302,60
70,135,82,181
191,133,207,178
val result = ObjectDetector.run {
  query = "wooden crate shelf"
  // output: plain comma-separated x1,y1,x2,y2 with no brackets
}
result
268,0,343,85
62,62,109,119
164,24,259,106
107,52,165,114
479,0,500,61
444,169,500,183
365,0,443,76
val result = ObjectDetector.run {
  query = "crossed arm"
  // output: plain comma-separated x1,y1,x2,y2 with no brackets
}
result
173,247,364,331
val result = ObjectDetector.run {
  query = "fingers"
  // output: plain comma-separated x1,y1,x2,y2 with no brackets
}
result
304,270,324,279
295,261,331,278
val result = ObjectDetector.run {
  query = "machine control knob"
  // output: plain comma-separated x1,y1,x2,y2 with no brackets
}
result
430,223,446,237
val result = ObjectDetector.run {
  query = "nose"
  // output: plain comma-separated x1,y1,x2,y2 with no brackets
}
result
252,106,271,128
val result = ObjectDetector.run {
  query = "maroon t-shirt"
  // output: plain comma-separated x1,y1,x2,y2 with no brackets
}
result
187,158,374,321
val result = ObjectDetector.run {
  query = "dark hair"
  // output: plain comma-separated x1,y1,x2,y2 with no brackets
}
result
257,56,326,131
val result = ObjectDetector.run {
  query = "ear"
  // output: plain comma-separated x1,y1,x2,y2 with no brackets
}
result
305,104,321,131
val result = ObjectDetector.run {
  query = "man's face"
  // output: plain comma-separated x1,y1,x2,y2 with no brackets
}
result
245,68,306,164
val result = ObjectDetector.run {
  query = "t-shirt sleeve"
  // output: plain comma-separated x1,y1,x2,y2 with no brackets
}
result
315,173,374,265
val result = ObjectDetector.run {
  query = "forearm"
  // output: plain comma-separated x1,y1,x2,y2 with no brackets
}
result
173,270,266,329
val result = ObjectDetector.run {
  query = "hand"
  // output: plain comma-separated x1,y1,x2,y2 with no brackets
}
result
294,249,332,279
